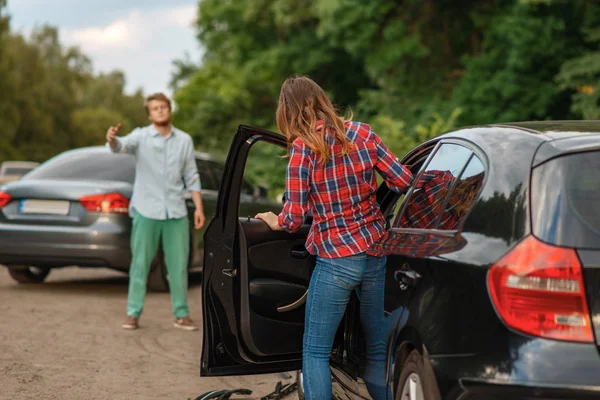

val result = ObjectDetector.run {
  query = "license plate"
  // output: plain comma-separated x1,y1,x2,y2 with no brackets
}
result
19,200,70,215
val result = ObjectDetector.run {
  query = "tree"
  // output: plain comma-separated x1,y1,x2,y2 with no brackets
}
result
0,13,148,163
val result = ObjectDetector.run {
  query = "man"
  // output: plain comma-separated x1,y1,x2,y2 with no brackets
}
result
106,93,205,331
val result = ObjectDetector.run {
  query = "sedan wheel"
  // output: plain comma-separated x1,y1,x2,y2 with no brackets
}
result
7,266,51,284
296,370,305,400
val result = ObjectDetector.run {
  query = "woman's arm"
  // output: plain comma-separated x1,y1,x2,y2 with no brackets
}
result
278,141,312,233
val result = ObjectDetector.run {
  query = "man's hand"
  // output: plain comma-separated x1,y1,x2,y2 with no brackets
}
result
255,211,284,231
106,123,121,148
194,208,206,230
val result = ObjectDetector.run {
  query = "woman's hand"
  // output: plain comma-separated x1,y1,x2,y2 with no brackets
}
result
255,211,284,231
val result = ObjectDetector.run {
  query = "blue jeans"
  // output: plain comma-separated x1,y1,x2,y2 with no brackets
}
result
303,253,390,400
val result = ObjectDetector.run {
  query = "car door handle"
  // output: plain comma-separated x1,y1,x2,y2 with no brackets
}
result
291,249,309,259
277,290,308,313
394,269,421,291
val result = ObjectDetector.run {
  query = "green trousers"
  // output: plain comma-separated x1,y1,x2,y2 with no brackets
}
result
127,213,190,318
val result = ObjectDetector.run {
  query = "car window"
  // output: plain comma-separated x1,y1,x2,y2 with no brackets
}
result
241,179,254,196
3,167,33,176
196,159,217,191
437,155,485,230
23,150,136,183
531,150,600,249
394,143,473,229
208,161,225,190
240,140,287,214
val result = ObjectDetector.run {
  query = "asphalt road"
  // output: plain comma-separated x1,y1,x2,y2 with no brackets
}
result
0,267,296,400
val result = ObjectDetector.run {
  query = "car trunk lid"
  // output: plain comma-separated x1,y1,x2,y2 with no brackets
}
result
531,149,600,345
0,179,132,226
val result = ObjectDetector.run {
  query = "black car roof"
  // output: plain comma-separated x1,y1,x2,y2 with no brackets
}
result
493,120,600,140
492,121,600,165
435,120,599,169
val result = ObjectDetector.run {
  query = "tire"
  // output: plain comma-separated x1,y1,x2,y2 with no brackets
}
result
296,370,305,400
7,266,51,284
395,349,441,400
147,250,170,292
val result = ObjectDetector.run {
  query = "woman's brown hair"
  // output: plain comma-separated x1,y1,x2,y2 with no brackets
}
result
276,76,352,163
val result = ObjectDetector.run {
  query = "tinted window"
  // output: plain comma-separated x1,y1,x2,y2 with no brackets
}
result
3,167,33,176
208,161,225,190
394,143,472,229
532,151,600,249
196,160,217,191
438,155,485,230
241,179,254,196
24,150,135,183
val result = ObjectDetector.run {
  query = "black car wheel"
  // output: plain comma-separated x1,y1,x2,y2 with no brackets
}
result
296,370,305,400
7,265,51,284
396,349,440,400
147,250,170,292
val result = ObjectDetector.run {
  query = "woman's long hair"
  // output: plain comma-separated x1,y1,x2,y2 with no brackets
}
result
276,76,352,163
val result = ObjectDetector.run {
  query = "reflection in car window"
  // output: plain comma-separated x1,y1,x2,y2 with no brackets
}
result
196,160,217,191
438,155,485,230
23,150,136,183
394,144,472,229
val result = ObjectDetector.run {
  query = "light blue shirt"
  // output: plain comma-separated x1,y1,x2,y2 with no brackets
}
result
107,124,201,220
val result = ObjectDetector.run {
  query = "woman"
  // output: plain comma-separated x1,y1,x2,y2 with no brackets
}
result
255,76,413,399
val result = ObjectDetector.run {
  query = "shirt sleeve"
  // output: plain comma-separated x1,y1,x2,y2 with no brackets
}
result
107,128,142,154
182,136,201,192
278,141,312,233
370,127,413,193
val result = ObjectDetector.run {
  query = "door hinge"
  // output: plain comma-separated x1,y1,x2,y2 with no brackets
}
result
222,268,237,278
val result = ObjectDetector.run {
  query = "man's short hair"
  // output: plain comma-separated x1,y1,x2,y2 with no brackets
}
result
145,93,172,115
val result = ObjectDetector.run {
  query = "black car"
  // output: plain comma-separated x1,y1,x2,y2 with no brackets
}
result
200,122,600,399
0,146,280,291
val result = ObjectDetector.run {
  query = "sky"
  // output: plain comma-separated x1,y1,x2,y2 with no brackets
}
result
6,0,203,96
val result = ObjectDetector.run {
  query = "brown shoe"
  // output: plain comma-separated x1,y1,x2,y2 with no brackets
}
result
174,317,199,331
121,315,139,330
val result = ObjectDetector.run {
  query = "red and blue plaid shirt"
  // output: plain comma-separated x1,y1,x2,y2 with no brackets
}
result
277,121,413,258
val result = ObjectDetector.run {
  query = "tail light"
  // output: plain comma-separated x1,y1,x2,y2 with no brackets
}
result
488,235,593,343
0,192,12,209
79,193,129,214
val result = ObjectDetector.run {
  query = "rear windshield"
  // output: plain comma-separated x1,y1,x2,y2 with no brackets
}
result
23,150,135,184
531,151,600,249
2,167,33,176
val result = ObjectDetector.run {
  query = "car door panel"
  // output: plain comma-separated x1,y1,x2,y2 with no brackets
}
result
238,218,314,357
202,125,313,376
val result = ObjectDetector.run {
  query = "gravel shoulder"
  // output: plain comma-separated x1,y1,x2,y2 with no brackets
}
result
0,267,295,400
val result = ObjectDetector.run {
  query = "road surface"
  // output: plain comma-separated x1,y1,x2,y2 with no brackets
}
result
0,267,296,400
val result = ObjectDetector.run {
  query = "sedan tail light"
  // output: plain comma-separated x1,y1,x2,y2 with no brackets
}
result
488,235,593,343
79,193,129,214
0,192,12,209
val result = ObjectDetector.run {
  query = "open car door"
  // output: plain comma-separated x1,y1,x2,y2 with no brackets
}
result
201,126,314,376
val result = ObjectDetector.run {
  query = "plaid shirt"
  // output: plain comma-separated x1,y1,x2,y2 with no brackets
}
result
277,121,413,258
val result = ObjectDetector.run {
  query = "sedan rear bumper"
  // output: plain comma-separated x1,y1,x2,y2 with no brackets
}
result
0,219,131,269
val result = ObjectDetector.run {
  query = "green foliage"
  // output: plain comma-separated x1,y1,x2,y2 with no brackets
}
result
0,4,147,164
557,27,600,119
173,0,600,174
